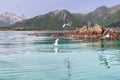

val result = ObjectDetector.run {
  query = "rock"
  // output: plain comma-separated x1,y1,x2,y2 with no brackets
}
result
27,24,119,40
92,24,104,35
65,24,119,40
109,28,118,38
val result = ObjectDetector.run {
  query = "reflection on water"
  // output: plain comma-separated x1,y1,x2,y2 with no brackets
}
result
53,46,59,53
99,55,111,68
93,40,120,49
0,31,120,80
64,58,71,78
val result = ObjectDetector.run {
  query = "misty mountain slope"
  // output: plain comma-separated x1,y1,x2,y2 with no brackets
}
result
0,12,26,27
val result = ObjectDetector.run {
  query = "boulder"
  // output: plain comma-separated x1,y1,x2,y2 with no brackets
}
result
93,24,104,35
109,29,118,38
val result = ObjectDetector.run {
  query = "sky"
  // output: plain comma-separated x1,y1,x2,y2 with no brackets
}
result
0,0,120,18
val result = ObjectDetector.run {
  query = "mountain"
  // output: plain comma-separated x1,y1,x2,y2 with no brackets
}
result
0,12,26,26
11,9,86,30
104,4,120,27
87,4,120,27
11,4,120,30
86,6,109,25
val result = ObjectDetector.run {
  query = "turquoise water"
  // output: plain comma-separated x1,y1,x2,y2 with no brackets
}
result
0,31,120,80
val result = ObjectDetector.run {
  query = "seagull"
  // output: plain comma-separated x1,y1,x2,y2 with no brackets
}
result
16,5,19,9
62,22,72,28
106,33,110,38
53,38,59,46
63,24,66,28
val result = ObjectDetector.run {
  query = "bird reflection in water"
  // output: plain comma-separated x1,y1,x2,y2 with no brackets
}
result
64,58,72,78
99,55,110,68
53,47,59,53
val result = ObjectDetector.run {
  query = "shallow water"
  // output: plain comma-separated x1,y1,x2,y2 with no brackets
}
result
0,31,120,80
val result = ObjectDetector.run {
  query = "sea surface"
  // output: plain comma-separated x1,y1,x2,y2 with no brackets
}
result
0,31,120,80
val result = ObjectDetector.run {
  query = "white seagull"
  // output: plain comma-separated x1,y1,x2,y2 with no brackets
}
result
63,24,66,28
62,22,72,28
53,38,59,46
106,33,110,38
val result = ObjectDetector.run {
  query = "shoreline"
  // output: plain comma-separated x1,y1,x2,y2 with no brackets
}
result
27,25,120,40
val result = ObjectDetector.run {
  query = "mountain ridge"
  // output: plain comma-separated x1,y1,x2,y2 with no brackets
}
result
10,4,120,30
